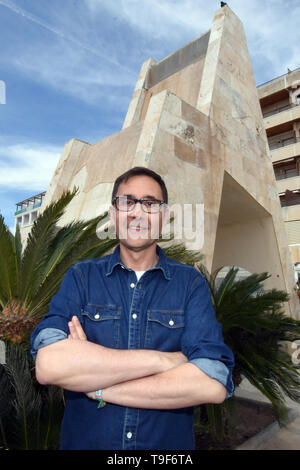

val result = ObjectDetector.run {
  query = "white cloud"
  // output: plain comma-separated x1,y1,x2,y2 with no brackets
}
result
2,0,299,104
0,141,61,191
0,0,136,106
9,40,135,106
86,0,300,83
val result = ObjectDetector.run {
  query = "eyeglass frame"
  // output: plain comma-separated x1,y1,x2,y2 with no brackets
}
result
112,196,166,213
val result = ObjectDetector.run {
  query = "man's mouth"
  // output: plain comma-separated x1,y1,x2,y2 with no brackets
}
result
129,226,148,230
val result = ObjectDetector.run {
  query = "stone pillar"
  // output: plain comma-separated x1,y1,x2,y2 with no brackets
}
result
195,5,300,318
122,58,157,129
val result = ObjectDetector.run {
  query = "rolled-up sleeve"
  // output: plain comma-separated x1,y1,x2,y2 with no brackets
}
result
190,358,234,398
30,265,85,361
181,272,235,398
31,328,68,362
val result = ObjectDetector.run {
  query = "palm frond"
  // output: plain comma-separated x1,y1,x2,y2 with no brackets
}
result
19,189,78,307
1,342,64,449
3,343,42,449
27,218,118,319
161,242,203,266
12,224,22,298
195,263,300,438
0,216,17,308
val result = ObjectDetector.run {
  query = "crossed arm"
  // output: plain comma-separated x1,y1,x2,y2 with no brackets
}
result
36,316,227,409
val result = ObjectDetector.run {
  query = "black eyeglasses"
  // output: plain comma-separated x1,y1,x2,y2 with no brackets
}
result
113,196,165,213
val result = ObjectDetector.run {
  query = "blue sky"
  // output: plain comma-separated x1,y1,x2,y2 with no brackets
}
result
1,0,300,232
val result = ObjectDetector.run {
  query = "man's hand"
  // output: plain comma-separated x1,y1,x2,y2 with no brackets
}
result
68,316,87,341
67,317,97,401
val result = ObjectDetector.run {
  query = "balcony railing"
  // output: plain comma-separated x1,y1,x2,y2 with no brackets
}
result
275,170,299,180
14,201,42,216
263,102,300,118
280,197,300,207
269,136,300,151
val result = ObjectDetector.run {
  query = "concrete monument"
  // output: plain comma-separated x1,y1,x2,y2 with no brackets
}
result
40,6,300,319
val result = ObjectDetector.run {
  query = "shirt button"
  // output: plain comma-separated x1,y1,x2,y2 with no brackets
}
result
130,283,135,288
94,313,100,319
169,319,174,326
132,313,137,320
121,265,125,269
126,432,132,439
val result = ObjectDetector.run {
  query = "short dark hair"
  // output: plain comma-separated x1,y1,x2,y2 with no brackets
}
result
111,167,168,204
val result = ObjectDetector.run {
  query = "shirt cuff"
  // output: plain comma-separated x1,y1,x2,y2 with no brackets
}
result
189,357,234,398
30,328,67,362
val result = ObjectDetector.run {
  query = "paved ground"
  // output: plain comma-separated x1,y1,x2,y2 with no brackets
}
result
235,379,300,450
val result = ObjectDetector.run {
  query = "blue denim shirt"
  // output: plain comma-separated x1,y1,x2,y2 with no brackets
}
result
30,244,234,450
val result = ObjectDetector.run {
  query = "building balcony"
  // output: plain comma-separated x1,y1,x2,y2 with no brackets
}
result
264,105,300,132
277,175,300,194
15,192,45,216
270,139,300,163
14,201,42,216
262,103,296,118
269,136,300,151
15,191,46,228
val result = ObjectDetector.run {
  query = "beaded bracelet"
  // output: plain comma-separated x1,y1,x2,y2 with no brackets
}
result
95,390,106,409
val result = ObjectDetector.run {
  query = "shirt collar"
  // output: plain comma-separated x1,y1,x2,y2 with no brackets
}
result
105,244,171,280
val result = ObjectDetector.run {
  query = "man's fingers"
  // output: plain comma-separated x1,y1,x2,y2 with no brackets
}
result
68,320,79,340
72,316,87,341
68,316,87,341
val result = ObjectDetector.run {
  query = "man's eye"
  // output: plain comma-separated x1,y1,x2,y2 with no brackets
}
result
144,201,156,206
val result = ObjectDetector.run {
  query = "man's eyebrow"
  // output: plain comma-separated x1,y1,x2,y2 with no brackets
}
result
120,194,159,200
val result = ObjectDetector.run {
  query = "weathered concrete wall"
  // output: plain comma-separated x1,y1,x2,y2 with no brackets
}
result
42,121,144,224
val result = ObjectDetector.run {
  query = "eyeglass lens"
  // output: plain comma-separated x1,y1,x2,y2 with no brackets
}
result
116,197,161,213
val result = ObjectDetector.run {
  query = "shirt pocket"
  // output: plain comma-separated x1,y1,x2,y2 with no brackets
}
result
81,304,121,348
144,309,185,351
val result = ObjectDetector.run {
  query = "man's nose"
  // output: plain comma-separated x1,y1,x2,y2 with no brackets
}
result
131,201,143,217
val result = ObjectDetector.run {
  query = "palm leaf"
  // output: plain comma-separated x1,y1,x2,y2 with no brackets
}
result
161,241,203,266
27,216,118,319
19,188,78,307
3,343,42,449
0,216,17,307
12,224,22,298
195,264,300,438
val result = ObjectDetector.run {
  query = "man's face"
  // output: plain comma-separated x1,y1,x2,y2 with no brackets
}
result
110,174,168,251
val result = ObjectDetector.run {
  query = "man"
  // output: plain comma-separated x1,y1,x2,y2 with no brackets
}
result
31,166,234,450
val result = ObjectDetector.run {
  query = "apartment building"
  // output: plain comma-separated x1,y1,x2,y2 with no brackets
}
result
14,191,46,241
258,68,300,275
